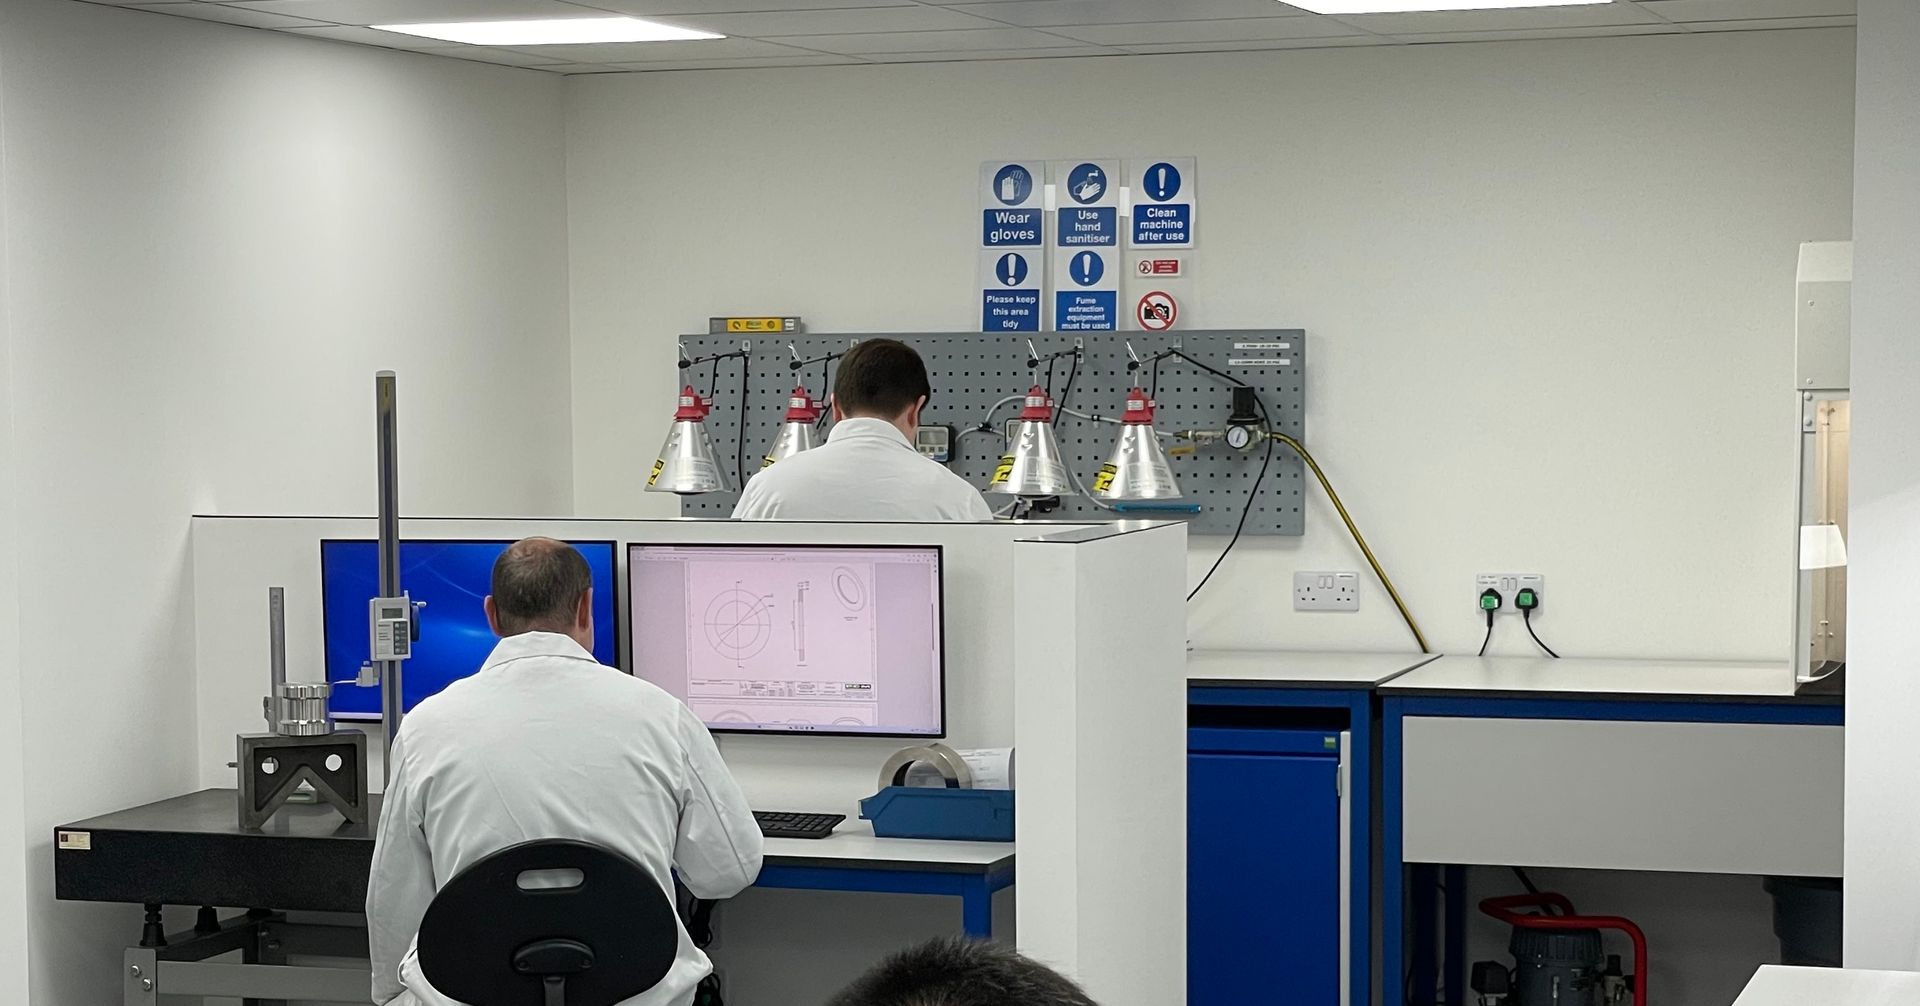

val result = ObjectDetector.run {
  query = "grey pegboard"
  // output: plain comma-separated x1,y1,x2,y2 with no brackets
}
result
673,330,1306,536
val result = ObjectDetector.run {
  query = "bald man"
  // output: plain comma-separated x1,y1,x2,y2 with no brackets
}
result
368,538,763,1006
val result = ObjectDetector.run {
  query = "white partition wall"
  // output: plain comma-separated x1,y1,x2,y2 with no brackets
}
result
1013,522,1188,1006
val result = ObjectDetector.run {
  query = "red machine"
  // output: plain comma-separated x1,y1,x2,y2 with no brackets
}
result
1472,893,1648,1006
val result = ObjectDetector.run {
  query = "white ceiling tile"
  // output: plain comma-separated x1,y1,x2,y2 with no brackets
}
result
541,61,635,71
1048,16,1359,45
948,0,1296,28
493,37,818,60
125,3,335,27
1327,4,1663,34
282,24,469,47
435,44,570,64
760,26,1073,53
1115,35,1389,53
1679,14,1857,29
598,53,866,69
1390,23,1687,43
227,0,592,26
572,0,915,14
859,44,1115,60
652,7,1006,37
1636,0,1853,19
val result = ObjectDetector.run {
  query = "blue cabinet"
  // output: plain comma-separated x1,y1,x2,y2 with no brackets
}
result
1189,728,1344,1005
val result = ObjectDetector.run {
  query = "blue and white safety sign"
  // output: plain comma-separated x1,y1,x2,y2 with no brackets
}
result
1055,248,1117,331
1127,157,1197,248
981,162,1047,332
1049,160,1120,331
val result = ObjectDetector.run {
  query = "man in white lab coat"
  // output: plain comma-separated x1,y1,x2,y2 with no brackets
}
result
367,537,764,1006
733,338,996,521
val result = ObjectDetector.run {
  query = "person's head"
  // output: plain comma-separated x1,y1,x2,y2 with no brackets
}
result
832,338,933,436
483,537,594,651
828,938,1099,1006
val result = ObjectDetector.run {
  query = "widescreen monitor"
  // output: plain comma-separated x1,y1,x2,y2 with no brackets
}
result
627,543,946,737
323,539,620,719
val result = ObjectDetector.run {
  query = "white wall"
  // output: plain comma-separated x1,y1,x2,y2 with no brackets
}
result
0,1,571,1000
0,24,30,1000
1844,0,1920,971
565,29,1855,663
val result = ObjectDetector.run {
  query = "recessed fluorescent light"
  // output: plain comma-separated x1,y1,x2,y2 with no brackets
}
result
1288,1,1611,12
372,16,723,46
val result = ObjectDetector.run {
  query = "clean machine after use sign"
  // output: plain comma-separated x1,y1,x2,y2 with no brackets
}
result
979,162,1045,333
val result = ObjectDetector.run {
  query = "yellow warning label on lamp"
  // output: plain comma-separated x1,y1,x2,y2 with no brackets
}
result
1092,464,1117,493
991,456,1016,486
648,459,664,487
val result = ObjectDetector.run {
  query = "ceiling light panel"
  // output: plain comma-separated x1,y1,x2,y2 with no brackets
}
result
372,16,722,46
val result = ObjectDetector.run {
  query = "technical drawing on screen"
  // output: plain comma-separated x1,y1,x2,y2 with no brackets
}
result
629,543,946,737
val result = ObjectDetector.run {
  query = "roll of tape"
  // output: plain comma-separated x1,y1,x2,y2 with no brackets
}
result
879,743,975,790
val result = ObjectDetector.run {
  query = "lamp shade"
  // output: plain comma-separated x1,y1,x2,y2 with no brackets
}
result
1092,388,1181,501
1799,523,1848,570
646,387,730,495
763,386,822,468
988,386,1075,497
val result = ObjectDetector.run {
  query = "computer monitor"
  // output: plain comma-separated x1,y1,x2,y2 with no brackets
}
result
322,539,620,720
628,543,946,737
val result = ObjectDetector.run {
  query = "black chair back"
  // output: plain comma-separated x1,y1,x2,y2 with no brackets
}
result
417,839,679,1006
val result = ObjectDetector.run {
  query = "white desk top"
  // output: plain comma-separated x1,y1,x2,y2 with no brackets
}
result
1187,649,1438,688
763,819,1013,872
1734,966,1920,1005
1381,656,1803,700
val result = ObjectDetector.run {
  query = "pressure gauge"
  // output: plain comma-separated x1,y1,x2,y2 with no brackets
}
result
1224,424,1258,451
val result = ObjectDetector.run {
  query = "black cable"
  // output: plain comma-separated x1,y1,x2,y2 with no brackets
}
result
1512,866,1541,896
1524,609,1561,659
734,355,749,488
1149,356,1161,401
1188,413,1272,603
1478,609,1495,657
708,357,720,400
1053,352,1080,425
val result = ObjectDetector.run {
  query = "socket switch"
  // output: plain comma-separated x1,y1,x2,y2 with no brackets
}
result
1476,573,1544,616
1295,571,1360,612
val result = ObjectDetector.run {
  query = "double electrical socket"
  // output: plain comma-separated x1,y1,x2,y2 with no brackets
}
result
1476,573,1544,615
1295,571,1360,612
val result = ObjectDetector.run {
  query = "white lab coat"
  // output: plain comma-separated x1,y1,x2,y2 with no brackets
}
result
366,631,763,1006
732,417,997,521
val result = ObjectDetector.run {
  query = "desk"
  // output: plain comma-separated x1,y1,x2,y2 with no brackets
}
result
55,789,1014,1005
1734,965,1920,1005
1187,649,1438,1006
1379,657,1842,1006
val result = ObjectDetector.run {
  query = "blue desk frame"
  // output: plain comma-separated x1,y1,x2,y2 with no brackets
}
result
1189,684,1377,1006
1380,693,1845,1006
756,859,1016,939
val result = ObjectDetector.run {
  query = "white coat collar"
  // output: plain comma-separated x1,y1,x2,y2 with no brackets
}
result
481,630,599,670
826,417,914,448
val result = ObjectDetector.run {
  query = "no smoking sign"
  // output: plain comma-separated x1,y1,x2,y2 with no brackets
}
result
1137,291,1178,332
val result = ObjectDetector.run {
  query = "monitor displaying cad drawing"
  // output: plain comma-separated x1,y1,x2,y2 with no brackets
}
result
627,543,946,737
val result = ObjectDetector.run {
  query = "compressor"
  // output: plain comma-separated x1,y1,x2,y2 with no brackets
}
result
1470,893,1647,1006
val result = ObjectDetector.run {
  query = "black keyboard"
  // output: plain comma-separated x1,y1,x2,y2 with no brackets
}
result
753,810,845,840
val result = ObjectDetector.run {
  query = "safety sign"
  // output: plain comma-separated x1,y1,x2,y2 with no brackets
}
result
1137,291,1178,332
981,161,1046,332
1128,157,1197,248
1050,159,1121,331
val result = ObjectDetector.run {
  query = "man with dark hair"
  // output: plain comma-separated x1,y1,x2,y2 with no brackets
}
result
368,538,762,1006
830,939,1100,1006
733,338,995,521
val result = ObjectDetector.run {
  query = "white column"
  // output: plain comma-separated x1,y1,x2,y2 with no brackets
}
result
0,2,30,990
1844,0,1920,970
1013,523,1188,1006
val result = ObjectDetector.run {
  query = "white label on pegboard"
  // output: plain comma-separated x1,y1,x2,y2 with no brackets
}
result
1234,342,1291,351
1229,358,1292,367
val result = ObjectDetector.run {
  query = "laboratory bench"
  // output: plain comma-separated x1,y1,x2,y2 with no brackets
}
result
54,788,1014,1005
1379,656,1843,1006
1186,649,1440,1006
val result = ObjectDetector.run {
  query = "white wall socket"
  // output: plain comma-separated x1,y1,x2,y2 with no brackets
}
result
1475,573,1544,615
1295,571,1360,612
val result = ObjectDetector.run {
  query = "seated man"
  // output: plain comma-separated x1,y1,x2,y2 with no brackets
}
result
733,338,996,521
368,537,763,1006
830,939,1100,1006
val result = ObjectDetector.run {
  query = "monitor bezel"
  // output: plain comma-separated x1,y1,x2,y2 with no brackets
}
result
625,541,950,740
320,537,628,722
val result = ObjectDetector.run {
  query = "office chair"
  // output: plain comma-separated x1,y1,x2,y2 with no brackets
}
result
417,839,679,1006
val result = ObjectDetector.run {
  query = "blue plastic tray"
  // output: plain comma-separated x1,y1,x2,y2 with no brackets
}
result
859,786,1014,842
